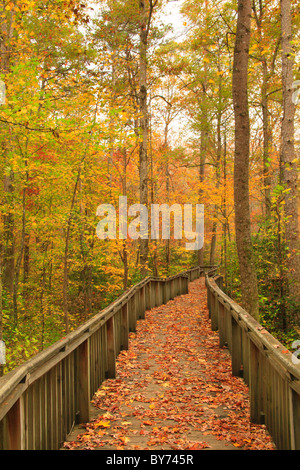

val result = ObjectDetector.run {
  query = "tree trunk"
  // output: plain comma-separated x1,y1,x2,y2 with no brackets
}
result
138,0,149,277
232,0,259,320
261,58,272,218
2,172,15,296
197,86,207,266
281,0,300,320
1,0,15,301
210,62,222,266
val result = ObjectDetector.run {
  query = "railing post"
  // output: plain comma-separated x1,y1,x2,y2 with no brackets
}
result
133,292,137,327
157,282,161,305
121,302,129,350
242,328,250,385
231,317,243,377
249,339,262,424
129,294,136,332
178,276,181,294
218,301,226,348
155,282,159,307
6,396,25,450
215,275,223,289
77,338,90,424
106,317,116,379
225,305,232,353
139,286,145,319
207,287,211,318
211,293,218,331
145,282,151,310
162,281,167,304
166,280,171,302
290,385,300,450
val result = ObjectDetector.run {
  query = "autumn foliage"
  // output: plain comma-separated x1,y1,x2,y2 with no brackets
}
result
0,0,299,376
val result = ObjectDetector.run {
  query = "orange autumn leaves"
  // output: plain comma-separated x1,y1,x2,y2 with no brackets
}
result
63,278,275,451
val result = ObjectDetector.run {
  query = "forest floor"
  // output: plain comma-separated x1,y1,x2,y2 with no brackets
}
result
62,278,275,451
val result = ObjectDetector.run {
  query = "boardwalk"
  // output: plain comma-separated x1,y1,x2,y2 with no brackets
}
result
63,278,275,451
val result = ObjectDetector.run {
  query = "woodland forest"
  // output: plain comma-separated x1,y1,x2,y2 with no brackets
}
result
0,0,299,375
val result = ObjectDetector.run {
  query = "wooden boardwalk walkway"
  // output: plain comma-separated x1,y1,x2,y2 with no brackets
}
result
63,278,275,451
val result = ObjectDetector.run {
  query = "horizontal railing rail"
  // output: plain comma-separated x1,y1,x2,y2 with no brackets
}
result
205,272,300,450
0,264,213,450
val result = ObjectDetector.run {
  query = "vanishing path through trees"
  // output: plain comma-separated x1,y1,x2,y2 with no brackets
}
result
63,278,275,451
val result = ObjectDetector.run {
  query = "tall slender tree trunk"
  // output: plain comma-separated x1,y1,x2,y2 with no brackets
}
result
198,86,207,266
232,0,259,320
261,58,272,218
149,95,158,276
222,131,228,289
2,171,14,296
210,60,222,265
281,0,300,321
1,6,15,299
122,147,129,290
138,0,149,277
253,0,273,218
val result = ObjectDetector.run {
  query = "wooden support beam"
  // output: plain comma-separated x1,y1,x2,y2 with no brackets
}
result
6,397,25,450
77,339,90,424
121,302,129,350
106,317,116,379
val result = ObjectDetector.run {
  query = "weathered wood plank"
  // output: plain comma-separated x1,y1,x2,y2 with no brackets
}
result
77,339,90,424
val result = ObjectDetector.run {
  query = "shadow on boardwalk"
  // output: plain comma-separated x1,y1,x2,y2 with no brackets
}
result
63,278,275,451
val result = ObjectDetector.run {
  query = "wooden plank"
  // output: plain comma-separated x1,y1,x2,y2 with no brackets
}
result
40,375,46,450
26,385,34,449
211,293,218,331
145,282,151,310
6,396,25,450
106,317,116,379
0,382,27,422
218,301,226,348
249,339,261,424
77,339,90,424
155,282,159,307
0,416,4,450
140,286,145,319
121,302,129,351
61,358,68,444
45,372,51,449
225,305,232,353
114,309,121,355
207,288,211,318
242,328,249,385
282,377,290,449
33,380,41,449
166,280,171,303
290,386,300,450
231,317,242,377
50,366,58,449
56,363,63,448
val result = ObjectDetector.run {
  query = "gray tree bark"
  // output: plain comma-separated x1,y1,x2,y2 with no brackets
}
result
280,0,300,320
232,0,259,320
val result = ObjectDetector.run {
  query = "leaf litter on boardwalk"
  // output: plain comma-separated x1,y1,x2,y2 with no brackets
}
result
63,278,275,451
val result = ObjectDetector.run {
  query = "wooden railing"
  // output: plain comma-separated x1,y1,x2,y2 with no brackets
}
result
0,265,212,450
205,272,300,450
